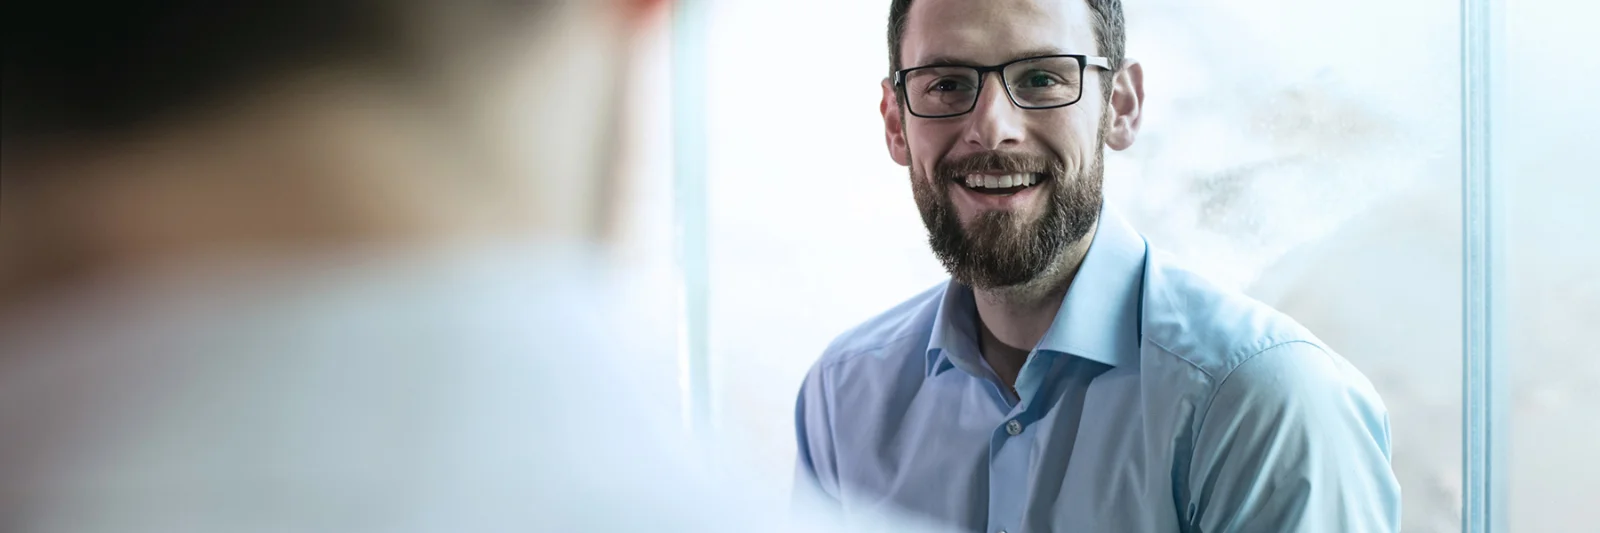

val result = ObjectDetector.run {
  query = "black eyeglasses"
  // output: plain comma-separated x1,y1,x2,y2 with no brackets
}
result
892,54,1113,118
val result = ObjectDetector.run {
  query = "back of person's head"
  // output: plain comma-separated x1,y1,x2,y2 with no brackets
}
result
1,0,657,306
0,3,803,533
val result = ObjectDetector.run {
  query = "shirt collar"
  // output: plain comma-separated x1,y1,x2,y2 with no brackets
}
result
925,204,1147,376
926,279,979,377
1036,206,1147,367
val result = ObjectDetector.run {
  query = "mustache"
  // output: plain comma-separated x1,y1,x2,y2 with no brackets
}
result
935,151,1065,182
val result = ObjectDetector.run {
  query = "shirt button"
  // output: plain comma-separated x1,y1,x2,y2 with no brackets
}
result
1005,419,1023,436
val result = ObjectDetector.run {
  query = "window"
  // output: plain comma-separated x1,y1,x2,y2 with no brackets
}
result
1499,1,1600,530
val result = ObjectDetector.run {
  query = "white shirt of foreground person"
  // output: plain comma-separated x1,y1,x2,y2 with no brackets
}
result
0,243,943,533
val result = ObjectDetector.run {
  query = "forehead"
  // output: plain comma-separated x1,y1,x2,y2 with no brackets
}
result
902,0,1096,66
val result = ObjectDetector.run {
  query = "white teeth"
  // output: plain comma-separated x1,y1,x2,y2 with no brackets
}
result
964,173,1039,189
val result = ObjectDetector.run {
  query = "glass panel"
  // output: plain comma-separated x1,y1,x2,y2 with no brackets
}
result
703,0,947,470
698,2,1463,531
615,11,685,426
1503,1,1600,530
1120,3,1461,530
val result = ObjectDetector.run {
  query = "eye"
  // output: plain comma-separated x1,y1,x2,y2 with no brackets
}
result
927,77,976,93
1018,71,1064,88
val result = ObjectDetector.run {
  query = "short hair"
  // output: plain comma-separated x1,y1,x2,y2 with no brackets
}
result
886,0,1125,96
1,1,548,147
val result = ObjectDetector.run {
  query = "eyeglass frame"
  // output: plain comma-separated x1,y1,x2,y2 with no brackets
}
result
892,54,1115,119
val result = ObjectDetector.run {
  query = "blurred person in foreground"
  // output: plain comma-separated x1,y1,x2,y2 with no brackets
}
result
0,2,938,532
793,1,1402,531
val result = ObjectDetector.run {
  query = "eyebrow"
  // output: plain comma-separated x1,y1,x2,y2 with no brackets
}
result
910,47,1072,69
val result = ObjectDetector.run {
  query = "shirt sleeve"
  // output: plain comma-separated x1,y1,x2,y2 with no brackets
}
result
1187,341,1402,533
793,360,841,512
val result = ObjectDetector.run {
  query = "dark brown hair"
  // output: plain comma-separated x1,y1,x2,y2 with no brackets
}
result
887,0,1125,96
1,1,549,146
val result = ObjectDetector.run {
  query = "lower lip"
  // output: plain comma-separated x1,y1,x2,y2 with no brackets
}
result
950,180,1047,211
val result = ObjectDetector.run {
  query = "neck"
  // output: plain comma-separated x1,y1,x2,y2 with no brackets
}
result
0,81,545,312
971,219,1098,389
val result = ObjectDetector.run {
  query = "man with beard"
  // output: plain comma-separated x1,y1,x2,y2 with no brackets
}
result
792,1,1402,531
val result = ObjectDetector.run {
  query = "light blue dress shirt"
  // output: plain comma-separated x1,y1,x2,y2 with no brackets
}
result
794,208,1401,533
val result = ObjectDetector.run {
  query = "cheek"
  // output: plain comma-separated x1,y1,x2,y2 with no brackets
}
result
1038,110,1102,165
905,122,963,173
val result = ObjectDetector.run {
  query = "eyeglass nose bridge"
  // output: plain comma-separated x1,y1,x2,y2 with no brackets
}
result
969,65,1025,112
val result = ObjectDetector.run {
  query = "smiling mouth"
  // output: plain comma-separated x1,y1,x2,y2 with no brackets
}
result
953,173,1046,196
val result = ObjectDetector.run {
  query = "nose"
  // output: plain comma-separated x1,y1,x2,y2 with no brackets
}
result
963,72,1026,150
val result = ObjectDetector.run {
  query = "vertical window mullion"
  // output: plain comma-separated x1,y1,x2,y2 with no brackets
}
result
1461,0,1509,531
672,0,714,435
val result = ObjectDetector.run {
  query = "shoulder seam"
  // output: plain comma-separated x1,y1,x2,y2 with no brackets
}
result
1177,339,1327,513
1190,339,1327,443
1207,339,1326,403
1146,331,1322,383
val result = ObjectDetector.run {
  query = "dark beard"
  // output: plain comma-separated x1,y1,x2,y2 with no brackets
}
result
912,147,1103,289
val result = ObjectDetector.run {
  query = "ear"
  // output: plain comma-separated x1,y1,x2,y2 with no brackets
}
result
1104,60,1144,151
881,78,911,166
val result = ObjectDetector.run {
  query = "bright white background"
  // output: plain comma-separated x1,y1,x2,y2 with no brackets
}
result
617,1,1600,531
